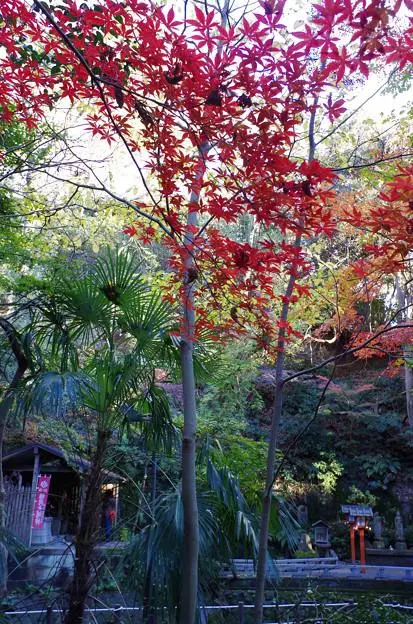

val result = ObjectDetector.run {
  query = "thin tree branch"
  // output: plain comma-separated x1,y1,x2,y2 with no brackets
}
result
315,69,397,148
332,151,413,172
283,320,413,388
268,363,337,494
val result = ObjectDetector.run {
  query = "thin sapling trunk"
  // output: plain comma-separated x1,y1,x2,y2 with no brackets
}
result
179,140,209,624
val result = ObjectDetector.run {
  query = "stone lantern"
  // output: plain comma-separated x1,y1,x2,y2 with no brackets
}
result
312,520,331,557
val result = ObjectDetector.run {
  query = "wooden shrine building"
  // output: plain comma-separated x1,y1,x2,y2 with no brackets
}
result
3,442,122,546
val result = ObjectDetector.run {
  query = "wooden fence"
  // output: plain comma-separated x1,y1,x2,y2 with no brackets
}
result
5,484,34,546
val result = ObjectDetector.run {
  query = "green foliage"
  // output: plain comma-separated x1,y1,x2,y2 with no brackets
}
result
330,521,351,559
311,452,344,495
293,549,317,559
207,434,267,507
335,594,407,623
271,371,412,518
195,340,273,508
6,249,180,458
198,340,263,436
382,526,396,549
232,437,267,501
346,486,377,507
359,454,401,491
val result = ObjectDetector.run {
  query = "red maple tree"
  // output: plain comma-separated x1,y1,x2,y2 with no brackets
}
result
1,0,413,621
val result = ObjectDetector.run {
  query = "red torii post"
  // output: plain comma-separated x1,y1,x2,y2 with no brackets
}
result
350,525,356,563
341,504,373,573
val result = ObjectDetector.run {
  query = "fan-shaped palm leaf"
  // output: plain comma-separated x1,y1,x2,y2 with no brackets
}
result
129,383,178,453
81,355,138,419
26,304,79,372
93,247,146,309
121,289,175,356
59,277,112,343
17,370,92,419
153,328,223,384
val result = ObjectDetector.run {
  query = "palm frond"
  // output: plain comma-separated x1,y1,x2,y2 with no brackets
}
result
0,526,27,564
130,384,178,453
270,493,300,551
121,289,175,354
59,277,111,343
205,455,258,557
81,356,130,418
124,488,220,618
17,370,91,419
235,510,259,553
26,309,79,373
94,248,146,308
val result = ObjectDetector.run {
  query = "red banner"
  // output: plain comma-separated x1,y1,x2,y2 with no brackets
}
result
32,474,51,529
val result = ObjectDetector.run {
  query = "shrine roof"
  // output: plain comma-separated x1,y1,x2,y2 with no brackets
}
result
341,504,373,517
3,442,123,482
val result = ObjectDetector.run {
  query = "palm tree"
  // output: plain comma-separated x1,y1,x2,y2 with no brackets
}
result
17,248,180,623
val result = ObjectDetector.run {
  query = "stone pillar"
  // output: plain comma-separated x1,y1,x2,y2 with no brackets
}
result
395,510,407,550
372,512,385,549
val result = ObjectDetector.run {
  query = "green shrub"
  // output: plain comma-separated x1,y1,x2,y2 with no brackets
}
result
330,521,350,559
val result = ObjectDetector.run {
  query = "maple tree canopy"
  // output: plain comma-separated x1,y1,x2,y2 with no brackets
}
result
1,0,413,349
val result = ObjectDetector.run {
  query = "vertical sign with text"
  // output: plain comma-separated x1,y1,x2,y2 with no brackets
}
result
32,474,51,529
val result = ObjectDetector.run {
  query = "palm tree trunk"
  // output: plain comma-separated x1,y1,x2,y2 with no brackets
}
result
65,430,108,624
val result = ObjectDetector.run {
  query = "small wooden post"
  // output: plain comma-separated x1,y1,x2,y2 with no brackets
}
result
46,606,53,624
238,602,245,624
350,526,356,564
28,446,40,547
359,527,366,573
113,483,119,527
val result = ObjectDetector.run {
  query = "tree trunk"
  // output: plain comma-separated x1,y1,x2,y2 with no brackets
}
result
254,100,317,622
396,274,413,427
253,271,297,624
404,347,413,427
0,320,29,597
143,452,157,624
65,430,108,624
179,140,210,624
179,333,199,624
178,2,231,611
